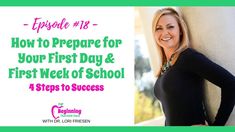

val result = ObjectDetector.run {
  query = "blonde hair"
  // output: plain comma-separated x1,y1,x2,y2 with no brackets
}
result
152,7,190,77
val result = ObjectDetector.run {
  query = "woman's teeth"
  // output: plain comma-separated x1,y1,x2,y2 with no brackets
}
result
161,37,171,41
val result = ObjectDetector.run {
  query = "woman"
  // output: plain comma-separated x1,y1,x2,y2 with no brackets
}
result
152,7,235,126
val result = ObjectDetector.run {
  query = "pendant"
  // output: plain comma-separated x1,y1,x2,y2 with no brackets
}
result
161,53,175,74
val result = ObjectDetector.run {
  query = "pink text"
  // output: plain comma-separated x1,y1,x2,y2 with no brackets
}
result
32,17,70,33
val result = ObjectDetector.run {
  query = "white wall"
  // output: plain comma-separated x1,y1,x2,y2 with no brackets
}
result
181,7,235,125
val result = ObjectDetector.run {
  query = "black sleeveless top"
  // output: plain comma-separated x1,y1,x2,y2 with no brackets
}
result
154,48,235,126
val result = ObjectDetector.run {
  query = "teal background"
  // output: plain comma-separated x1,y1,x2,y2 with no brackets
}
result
1,126,234,131
1,0,235,6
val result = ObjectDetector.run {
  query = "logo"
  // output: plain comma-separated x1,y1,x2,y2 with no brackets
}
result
51,103,82,120
42,103,90,124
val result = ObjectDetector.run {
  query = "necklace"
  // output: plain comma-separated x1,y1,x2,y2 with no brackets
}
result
161,54,175,74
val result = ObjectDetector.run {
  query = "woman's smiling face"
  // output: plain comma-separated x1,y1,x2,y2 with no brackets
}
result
155,14,181,51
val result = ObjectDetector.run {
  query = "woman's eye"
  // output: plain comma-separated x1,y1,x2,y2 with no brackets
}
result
155,27,162,31
168,26,174,29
